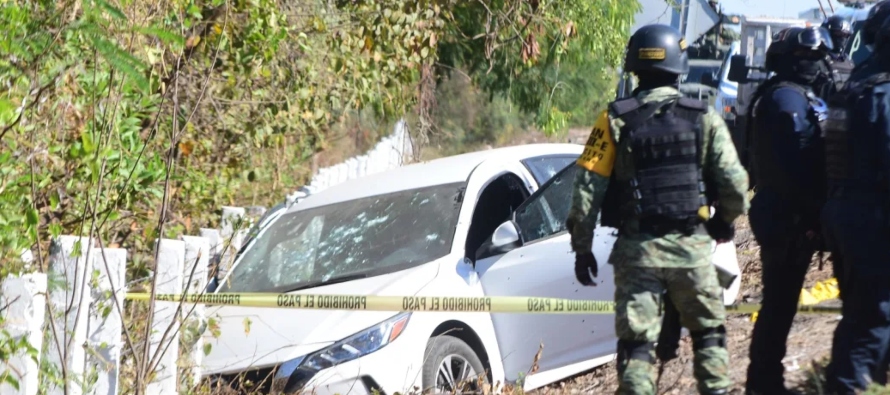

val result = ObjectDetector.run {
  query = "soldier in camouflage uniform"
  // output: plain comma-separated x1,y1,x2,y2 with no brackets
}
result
565,24,749,395
693,0,740,59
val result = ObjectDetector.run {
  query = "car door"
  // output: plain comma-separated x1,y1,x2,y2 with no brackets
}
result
473,163,618,380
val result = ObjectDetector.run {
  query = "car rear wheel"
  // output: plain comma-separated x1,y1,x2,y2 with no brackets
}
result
422,335,488,394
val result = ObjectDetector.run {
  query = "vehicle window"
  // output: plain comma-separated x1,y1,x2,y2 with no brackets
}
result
219,182,466,293
521,155,578,185
465,173,528,260
513,163,578,243
681,65,718,84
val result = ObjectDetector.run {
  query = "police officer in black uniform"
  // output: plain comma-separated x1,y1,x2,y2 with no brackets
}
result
819,15,855,99
744,26,832,395
821,2,890,392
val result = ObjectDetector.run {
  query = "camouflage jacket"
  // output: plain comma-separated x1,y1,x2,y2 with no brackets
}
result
566,86,750,268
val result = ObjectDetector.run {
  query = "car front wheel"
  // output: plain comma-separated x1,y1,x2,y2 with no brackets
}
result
422,335,488,394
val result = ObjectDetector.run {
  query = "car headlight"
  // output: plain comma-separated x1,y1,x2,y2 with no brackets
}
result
274,312,411,380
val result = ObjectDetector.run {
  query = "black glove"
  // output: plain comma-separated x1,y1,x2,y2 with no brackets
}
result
705,215,734,242
574,252,598,286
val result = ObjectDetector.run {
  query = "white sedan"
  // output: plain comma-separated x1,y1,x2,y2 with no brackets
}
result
201,143,741,395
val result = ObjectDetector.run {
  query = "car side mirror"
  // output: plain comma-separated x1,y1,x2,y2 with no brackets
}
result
701,72,716,87
475,220,522,261
727,55,749,83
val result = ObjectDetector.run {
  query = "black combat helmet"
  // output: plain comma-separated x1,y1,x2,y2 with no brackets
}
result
863,0,890,46
765,27,803,72
822,15,853,52
874,11,890,51
623,24,689,75
764,26,832,81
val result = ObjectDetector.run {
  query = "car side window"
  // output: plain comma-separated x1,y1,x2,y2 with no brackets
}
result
514,163,579,243
521,155,579,185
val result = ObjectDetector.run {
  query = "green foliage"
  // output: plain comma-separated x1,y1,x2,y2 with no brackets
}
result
0,0,634,392
426,70,533,156
436,0,639,134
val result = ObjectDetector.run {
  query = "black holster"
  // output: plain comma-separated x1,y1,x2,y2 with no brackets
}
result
656,293,682,362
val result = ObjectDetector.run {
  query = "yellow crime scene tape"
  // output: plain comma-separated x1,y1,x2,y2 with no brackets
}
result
750,277,841,322
123,292,842,315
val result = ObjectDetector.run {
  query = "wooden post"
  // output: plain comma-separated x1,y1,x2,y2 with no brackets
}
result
218,207,246,279
0,272,48,395
180,236,210,388
45,235,94,395
86,247,127,395
146,238,185,395
199,228,222,284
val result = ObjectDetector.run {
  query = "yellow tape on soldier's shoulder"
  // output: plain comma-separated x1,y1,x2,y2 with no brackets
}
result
577,110,616,177
124,293,842,315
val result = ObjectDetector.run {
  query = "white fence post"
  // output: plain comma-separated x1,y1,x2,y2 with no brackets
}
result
180,235,210,387
0,272,48,395
347,158,358,179
247,206,267,219
146,239,185,395
218,207,245,279
86,248,127,395
45,235,94,395
199,228,222,282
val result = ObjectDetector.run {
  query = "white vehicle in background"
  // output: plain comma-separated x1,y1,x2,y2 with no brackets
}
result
201,143,742,395
726,16,810,174
713,40,740,129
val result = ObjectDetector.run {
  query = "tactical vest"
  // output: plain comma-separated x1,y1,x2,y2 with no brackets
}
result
823,72,890,187
599,97,709,236
821,56,854,100
750,81,828,190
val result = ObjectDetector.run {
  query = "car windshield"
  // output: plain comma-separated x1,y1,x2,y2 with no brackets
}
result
847,21,872,65
218,182,466,293
681,65,719,84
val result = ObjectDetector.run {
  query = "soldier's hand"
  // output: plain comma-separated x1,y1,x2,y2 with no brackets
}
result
574,252,598,286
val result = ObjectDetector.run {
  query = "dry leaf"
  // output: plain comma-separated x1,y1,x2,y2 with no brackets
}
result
185,35,201,49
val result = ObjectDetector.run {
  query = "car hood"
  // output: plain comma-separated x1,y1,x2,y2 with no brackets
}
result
200,260,441,375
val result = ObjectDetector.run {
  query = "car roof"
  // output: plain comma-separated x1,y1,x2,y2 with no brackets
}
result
287,143,584,212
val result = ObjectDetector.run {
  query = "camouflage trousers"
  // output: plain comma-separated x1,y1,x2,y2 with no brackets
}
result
613,264,730,395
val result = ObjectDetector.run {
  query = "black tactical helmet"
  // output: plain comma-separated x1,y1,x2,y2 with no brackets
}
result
765,26,832,72
623,24,689,75
765,27,802,72
875,10,890,50
863,0,890,46
822,15,853,51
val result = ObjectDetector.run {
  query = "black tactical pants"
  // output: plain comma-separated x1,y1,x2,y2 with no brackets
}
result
746,192,816,392
822,199,890,394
